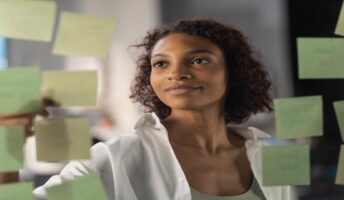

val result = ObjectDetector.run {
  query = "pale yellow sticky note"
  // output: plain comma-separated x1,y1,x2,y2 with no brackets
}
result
46,173,107,200
0,182,35,200
297,38,344,79
336,145,344,185
53,12,116,58
0,67,42,114
335,1,344,36
262,144,310,186
42,70,98,107
35,117,91,162
0,126,24,172
0,0,56,41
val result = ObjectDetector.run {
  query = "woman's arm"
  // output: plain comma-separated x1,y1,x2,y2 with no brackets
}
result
0,114,34,185
0,172,19,183
33,142,113,200
0,98,58,185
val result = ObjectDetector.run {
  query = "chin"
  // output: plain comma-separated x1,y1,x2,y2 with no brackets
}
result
167,102,202,111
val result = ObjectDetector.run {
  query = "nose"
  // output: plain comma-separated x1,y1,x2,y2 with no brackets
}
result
166,62,192,81
167,73,192,81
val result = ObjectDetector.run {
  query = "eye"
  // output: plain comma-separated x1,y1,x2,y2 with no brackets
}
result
191,58,210,65
152,61,168,68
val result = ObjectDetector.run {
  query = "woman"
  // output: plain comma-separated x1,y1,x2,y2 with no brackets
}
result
1,19,292,200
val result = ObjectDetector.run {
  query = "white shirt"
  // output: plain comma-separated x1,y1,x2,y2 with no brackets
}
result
34,112,293,200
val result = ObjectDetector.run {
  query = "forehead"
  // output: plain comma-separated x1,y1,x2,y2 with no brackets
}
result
151,33,222,56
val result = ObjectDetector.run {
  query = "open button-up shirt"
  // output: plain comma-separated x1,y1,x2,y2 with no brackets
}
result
34,112,293,200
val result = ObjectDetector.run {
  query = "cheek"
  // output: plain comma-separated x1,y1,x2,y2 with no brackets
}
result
204,71,228,98
149,72,163,95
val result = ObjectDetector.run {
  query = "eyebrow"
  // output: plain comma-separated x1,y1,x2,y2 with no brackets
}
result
151,49,215,58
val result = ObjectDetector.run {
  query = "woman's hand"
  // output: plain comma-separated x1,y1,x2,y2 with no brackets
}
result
0,98,59,184
0,98,59,137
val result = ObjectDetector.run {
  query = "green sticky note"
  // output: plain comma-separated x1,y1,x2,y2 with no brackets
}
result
0,0,56,41
35,117,91,162
0,182,35,200
0,126,24,172
333,101,344,142
274,96,323,139
0,67,42,114
46,173,107,200
297,37,344,79
262,144,310,186
335,145,344,185
42,70,97,107
52,12,116,58
335,1,344,36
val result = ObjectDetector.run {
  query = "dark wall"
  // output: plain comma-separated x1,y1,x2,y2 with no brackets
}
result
288,0,344,199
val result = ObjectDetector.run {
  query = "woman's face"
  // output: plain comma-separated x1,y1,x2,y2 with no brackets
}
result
150,33,227,112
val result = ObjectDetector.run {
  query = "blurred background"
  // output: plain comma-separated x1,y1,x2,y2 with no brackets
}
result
2,0,344,199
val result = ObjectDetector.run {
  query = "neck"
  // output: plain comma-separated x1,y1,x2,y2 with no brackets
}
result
163,108,233,154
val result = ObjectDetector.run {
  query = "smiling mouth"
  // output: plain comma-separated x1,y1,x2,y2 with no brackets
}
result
164,86,202,95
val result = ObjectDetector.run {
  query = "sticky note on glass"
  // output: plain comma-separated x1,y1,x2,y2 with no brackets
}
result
52,12,115,58
0,0,56,41
0,126,24,172
274,96,323,139
35,117,91,162
0,67,41,114
333,101,344,142
262,144,310,186
0,182,35,200
335,1,344,36
46,173,107,200
42,70,97,107
297,37,344,79
336,145,344,185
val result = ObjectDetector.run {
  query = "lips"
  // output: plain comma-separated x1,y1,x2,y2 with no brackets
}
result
164,85,201,95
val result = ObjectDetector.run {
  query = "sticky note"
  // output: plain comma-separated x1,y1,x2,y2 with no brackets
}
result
336,145,344,185
46,173,107,200
335,1,344,36
53,12,116,58
0,182,35,200
0,126,24,172
42,70,98,107
35,117,91,162
274,96,323,139
0,0,56,41
297,38,344,79
262,144,310,186
333,101,344,142
0,67,41,114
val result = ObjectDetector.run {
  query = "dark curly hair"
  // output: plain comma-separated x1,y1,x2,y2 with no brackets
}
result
130,18,273,124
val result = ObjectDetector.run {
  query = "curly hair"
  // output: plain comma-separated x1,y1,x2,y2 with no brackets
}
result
130,18,273,124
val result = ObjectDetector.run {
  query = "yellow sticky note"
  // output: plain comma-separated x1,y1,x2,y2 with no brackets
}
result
0,0,56,41
0,67,42,114
53,12,116,58
262,144,310,186
335,1,344,36
0,126,24,172
336,145,344,185
335,145,344,185
297,38,344,79
274,96,323,139
35,117,91,162
46,173,107,200
42,70,98,107
333,100,344,142
0,182,35,200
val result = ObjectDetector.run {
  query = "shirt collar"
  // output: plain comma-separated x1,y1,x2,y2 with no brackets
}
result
134,112,271,140
227,125,271,140
134,112,163,130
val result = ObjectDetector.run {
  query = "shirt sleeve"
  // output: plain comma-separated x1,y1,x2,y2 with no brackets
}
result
33,142,113,200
